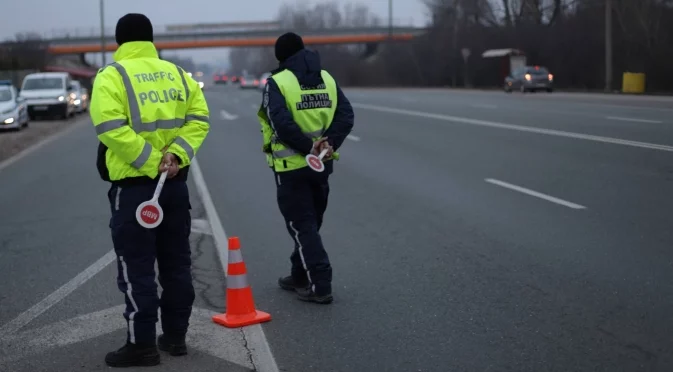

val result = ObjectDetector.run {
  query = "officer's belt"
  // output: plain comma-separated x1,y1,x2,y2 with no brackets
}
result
271,129,324,158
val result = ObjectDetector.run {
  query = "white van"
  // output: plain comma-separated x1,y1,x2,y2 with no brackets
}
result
19,72,76,120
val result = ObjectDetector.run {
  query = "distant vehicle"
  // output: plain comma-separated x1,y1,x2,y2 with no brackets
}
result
19,72,76,120
69,80,89,113
213,72,229,84
504,66,554,93
186,72,205,89
239,74,259,89
258,72,272,90
0,80,29,131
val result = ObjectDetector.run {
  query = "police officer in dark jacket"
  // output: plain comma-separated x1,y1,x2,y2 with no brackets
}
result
257,33,354,304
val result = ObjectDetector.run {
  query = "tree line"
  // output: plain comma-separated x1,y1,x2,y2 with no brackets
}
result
0,32,49,71
229,0,673,92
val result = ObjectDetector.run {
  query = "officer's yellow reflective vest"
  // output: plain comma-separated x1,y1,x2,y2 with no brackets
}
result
90,41,210,181
257,69,339,172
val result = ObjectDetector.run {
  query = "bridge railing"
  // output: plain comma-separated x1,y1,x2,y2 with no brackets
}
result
39,19,419,40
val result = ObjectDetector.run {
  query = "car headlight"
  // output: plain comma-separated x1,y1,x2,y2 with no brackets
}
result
4,117,15,124
58,96,65,101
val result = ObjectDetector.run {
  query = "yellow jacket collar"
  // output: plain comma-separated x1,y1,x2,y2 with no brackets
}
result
113,41,158,61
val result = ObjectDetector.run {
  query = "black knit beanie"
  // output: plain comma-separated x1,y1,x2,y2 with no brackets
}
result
275,32,305,62
115,13,154,46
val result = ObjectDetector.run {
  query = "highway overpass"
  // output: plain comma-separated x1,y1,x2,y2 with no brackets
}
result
46,27,426,54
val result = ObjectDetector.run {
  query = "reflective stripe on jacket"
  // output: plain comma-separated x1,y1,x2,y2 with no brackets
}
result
90,41,209,182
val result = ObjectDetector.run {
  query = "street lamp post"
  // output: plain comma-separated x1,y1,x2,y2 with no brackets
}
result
605,0,612,92
388,0,393,39
100,0,106,66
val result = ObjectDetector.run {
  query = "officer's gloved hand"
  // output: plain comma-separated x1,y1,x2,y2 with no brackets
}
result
159,152,180,178
311,137,330,156
319,140,334,158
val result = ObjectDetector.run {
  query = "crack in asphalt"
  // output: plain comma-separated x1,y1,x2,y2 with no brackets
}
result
190,231,223,310
189,200,226,312
239,327,258,371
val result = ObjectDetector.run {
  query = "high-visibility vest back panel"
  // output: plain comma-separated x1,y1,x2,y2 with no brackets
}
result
95,58,192,181
258,69,338,172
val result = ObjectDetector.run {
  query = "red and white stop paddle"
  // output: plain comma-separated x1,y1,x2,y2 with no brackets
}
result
305,148,328,172
135,170,168,229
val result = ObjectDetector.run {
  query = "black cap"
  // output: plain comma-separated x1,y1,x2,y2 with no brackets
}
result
275,32,304,62
115,13,154,46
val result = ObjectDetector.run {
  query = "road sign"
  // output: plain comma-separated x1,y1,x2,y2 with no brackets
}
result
136,171,168,228
306,149,328,172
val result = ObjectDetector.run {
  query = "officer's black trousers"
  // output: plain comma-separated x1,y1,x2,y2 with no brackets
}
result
107,181,195,345
274,164,333,296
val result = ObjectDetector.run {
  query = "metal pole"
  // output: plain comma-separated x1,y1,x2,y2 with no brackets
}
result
388,0,393,39
605,0,612,92
100,0,106,66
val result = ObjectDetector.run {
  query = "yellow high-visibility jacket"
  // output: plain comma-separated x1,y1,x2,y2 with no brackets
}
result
90,41,209,183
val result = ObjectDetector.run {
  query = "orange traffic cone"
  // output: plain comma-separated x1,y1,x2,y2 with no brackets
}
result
213,236,272,328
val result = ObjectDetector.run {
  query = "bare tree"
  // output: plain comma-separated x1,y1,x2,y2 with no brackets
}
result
226,0,673,91
0,33,49,71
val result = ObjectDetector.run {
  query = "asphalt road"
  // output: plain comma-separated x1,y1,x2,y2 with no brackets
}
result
1,84,672,372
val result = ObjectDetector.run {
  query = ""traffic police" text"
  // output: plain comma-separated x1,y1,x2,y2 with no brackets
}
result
134,71,186,106
296,93,332,110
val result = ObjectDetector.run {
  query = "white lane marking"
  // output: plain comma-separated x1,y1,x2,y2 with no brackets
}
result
0,305,254,369
471,103,497,109
0,117,89,174
190,158,280,372
190,159,228,274
606,116,662,124
191,218,214,235
352,103,673,152
220,110,239,120
485,178,587,210
347,134,361,142
0,250,116,335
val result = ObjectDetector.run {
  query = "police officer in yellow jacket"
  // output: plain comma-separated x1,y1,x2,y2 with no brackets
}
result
258,33,354,304
90,14,209,367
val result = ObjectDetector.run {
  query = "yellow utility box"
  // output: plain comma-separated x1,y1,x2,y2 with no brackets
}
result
622,72,645,94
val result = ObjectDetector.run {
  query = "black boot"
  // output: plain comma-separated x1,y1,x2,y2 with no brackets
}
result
158,334,188,356
296,287,333,304
105,342,160,367
278,275,308,292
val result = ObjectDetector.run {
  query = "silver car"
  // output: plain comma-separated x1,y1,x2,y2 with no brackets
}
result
258,73,272,90
239,74,259,89
69,80,89,113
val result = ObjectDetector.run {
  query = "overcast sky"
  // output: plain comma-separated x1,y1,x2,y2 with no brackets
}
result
1,0,429,66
